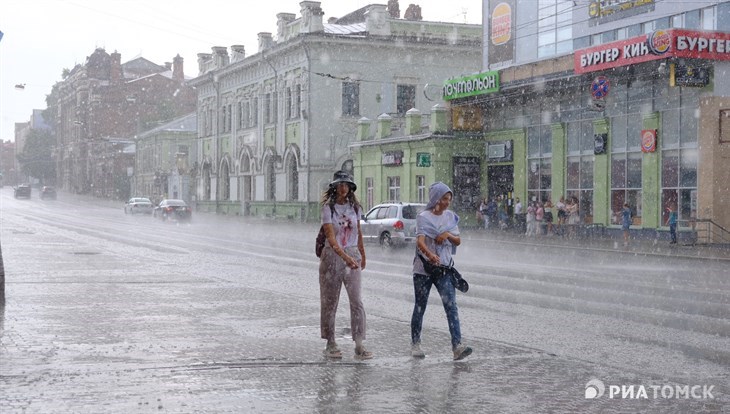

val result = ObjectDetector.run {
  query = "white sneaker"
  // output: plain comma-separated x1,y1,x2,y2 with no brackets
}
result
453,344,472,361
411,343,426,358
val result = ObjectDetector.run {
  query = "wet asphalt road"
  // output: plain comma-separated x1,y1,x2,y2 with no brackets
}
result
1,189,728,413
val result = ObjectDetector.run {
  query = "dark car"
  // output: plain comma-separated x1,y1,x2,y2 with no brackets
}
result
13,184,31,199
40,186,57,200
153,199,192,222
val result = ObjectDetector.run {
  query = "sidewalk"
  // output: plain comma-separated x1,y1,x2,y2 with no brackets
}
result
460,226,730,262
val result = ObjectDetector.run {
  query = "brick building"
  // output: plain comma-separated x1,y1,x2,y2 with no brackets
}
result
52,48,196,198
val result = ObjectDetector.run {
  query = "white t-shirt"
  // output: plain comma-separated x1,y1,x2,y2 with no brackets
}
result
321,203,360,249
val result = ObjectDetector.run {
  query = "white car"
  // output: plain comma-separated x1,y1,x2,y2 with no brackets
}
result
360,202,426,248
124,197,154,214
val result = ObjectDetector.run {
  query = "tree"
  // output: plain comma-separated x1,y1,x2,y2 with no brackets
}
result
17,128,56,185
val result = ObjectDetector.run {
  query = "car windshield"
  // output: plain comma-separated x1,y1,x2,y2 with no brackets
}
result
164,200,187,206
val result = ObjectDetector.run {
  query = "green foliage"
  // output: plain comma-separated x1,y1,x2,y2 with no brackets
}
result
16,129,56,184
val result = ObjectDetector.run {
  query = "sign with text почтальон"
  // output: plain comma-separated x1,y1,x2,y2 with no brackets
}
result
443,71,500,101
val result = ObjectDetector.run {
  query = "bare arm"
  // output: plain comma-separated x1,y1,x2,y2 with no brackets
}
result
434,231,460,246
416,235,440,264
356,219,366,270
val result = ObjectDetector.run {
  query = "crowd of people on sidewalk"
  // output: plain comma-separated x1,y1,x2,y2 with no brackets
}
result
477,195,582,239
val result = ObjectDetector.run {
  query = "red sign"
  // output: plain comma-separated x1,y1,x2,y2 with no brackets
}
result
575,29,730,74
641,129,657,153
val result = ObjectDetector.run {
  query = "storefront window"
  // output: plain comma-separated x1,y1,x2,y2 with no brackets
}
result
566,120,594,224
661,87,698,224
527,125,552,203
611,115,643,225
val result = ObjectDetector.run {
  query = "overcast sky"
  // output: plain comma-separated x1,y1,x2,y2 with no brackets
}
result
0,0,482,143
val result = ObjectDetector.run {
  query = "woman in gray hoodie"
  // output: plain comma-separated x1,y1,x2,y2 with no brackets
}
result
410,182,472,361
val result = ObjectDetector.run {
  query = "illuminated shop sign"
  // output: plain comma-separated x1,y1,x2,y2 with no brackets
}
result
574,29,730,74
588,0,655,24
443,71,500,101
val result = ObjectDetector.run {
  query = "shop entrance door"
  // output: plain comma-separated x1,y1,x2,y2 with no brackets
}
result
487,165,514,203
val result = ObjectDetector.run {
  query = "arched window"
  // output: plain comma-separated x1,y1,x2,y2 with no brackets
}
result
220,160,230,201
287,154,298,200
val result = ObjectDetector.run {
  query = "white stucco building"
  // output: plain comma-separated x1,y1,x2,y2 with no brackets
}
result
187,1,482,220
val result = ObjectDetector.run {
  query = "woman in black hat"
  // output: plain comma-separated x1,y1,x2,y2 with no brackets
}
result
319,170,372,360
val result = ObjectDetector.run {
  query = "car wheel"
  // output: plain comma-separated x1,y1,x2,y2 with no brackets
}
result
379,232,393,249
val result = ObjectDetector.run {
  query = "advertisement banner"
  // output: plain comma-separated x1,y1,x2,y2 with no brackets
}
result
488,0,515,66
574,29,730,74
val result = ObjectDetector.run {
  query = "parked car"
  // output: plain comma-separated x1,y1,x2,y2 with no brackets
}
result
13,184,31,199
39,186,57,200
124,197,153,214
153,199,192,222
360,202,426,248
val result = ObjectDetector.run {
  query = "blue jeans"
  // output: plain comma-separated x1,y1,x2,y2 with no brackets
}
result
670,223,677,243
411,272,461,350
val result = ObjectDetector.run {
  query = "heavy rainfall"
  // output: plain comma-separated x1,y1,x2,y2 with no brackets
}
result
1,0,729,413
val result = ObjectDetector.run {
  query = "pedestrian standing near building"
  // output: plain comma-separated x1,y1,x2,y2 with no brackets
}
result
319,170,372,360
621,203,632,246
544,200,554,235
555,196,567,236
525,201,536,237
477,198,488,230
666,204,678,244
534,201,545,237
486,198,498,230
410,182,472,361
567,197,580,238
514,197,524,233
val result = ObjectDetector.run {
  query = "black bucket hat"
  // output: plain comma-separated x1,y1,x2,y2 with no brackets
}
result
329,170,357,192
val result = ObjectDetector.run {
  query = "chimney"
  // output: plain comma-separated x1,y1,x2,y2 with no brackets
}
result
357,117,372,141
299,1,324,34
258,32,274,52
110,51,122,84
405,108,421,135
277,13,296,42
172,54,184,82
197,53,212,75
430,104,448,134
230,45,246,63
212,46,229,69
366,5,391,36
376,113,393,139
